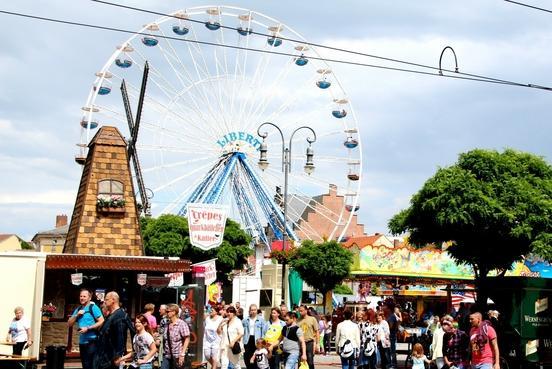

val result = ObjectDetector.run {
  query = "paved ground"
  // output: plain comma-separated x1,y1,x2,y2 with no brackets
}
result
59,345,410,369
314,350,408,369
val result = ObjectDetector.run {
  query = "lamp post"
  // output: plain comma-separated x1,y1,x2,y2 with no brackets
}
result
257,122,316,306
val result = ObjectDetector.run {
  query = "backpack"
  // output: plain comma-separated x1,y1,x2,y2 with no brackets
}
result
340,339,355,359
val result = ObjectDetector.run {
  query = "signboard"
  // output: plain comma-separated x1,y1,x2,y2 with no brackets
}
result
356,245,474,280
71,273,83,286
192,259,217,285
166,272,184,287
137,273,147,286
186,204,227,250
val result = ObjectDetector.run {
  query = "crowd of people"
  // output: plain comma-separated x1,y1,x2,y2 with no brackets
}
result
332,299,502,369
5,292,502,369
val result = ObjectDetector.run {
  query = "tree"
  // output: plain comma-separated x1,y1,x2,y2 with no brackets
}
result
333,284,354,295
142,214,253,281
20,240,34,250
289,240,353,312
389,149,552,307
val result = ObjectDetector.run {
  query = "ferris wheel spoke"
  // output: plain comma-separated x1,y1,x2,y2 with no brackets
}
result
256,74,320,131
154,31,226,140
152,160,218,193
159,174,208,214
143,123,215,148
127,53,180,100
243,57,297,128
138,143,220,155
143,156,215,174
240,54,273,129
236,29,277,130
185,20,234,136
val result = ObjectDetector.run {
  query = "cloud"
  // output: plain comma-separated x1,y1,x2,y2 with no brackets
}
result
0,190,75,205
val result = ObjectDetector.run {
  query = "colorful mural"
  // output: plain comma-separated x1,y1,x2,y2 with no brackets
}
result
355,245,474,279
506,258,552,279
353,244,552,280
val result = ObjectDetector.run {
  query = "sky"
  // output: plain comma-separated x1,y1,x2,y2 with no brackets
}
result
1,0,552,240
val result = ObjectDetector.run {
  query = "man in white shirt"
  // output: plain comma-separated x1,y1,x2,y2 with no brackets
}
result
335,310,360,369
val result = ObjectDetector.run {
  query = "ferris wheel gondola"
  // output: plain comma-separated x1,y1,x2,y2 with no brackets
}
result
76,5,362,247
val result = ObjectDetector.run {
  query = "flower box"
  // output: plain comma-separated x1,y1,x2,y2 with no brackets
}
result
97,206,126,214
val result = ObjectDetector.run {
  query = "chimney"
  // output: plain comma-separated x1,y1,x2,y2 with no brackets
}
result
329,184,337,196
393,239,400,247
56,214,68,228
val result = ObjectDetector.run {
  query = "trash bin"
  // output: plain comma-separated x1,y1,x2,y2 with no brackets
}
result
46,345,66,369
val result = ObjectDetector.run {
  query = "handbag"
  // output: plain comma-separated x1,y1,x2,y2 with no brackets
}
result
299,361,309,369
226,324,242,354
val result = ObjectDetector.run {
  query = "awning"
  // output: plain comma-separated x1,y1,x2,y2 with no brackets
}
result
46,254,191,273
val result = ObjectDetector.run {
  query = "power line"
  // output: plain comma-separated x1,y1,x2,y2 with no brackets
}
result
90,0,539,88
0,8,551,91
504,0,552,14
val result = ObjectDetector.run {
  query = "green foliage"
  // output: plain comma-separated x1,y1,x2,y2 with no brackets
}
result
289,240,353,296
20,240,34,250
141,215,253,281
389,149,552,279
142,214,189,257
333,284,354,295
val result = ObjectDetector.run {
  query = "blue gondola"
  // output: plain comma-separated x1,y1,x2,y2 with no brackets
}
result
332,110,347,118
142,37,159,47
295,56,308,66
267,37,282,47
115,59,132,68
80,120,99,129
97,86,111,95
316,80,331,89
205,21,221,31
343,138,359,149
172,25,189,35
237,27,252,36
347,173,360,181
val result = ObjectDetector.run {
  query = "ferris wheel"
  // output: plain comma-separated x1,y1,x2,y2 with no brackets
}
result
77,5,362,247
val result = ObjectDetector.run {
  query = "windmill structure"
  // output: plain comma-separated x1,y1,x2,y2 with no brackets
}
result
121,61,152,216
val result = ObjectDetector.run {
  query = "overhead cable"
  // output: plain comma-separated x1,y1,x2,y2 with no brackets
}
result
0,8,551,91
90,0,542,88
504,0,552,14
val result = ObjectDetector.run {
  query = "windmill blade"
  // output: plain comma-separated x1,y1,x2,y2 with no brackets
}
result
131,150,151,216
120,79,135,154
119,62,151,216
133,61,150,143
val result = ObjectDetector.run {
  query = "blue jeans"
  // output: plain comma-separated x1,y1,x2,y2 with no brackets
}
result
79,341,96,369
471,364,492,369
283,352,299,369
389,337,397,368
269,350,282,369
305,341,315,369
340,356,355,369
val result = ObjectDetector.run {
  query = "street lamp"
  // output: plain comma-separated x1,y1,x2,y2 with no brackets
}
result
257,122,317,306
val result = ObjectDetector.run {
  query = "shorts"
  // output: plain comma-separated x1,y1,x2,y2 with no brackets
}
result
204,345,221,361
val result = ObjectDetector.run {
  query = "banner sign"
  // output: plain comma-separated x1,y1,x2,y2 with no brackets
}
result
166,272,184,287
186,203,227,250
137,273,147,286
192,259,217,285
71,273,83,286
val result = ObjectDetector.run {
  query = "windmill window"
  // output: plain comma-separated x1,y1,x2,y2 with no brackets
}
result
98,179,124,195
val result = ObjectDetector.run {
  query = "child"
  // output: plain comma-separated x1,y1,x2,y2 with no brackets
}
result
250,338,270,369
120,314,157,369
411,343,431,369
